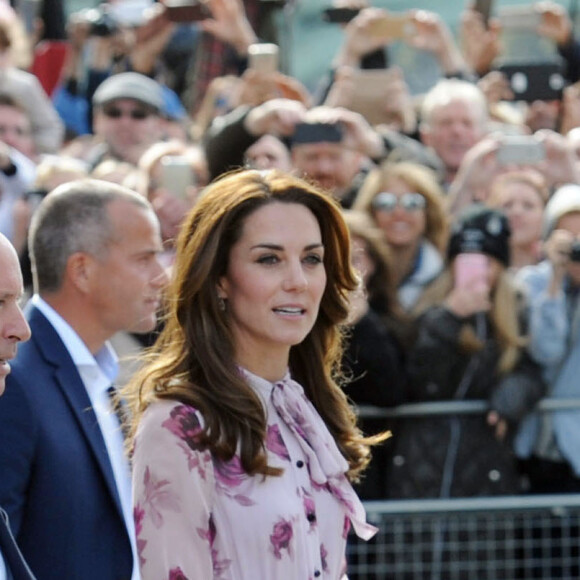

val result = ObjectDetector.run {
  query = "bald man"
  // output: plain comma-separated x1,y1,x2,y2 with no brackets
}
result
0,233,34,580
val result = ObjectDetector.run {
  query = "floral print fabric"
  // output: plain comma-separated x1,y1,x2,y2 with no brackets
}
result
132,369,376,579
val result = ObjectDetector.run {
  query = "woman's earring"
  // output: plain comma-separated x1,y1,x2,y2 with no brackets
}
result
218,296,226,311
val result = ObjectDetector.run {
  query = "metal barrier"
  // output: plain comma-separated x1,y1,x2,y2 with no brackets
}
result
357,398,580,419
347,495,580,580
347,399,580,579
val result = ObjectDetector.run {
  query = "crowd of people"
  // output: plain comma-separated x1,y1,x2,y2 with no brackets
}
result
1,0,580,577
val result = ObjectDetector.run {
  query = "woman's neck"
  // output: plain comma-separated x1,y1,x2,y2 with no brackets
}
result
235,347,289,383
510,242,541,271
390,242,421,286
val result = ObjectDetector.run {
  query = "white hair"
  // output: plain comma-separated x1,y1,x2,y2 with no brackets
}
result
420,79,489,131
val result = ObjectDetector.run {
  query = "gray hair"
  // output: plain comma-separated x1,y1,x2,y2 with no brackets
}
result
420,78,488,132
29,178,151,294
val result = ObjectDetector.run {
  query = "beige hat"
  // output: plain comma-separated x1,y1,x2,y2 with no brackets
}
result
543,184,580,239
92,72,164,112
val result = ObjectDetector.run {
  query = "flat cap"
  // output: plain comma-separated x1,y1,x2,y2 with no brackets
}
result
93,72,164,111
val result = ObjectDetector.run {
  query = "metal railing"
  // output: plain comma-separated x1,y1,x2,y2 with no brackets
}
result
346,399,580,579
347,495,580,579
357,398,580,420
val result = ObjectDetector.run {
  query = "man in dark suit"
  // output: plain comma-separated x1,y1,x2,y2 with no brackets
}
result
0,180,167,579
0,233,34,580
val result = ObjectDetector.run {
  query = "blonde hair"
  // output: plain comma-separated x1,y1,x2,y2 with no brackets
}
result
353,161,449,253
488,169,550,208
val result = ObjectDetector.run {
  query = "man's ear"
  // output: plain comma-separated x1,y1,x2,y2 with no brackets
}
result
420,125,433,148
66,252,95,294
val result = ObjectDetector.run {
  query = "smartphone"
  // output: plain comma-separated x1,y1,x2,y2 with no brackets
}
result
160,156,194,199
348,68,401,126
367,13,414,40
454,253,489,290
108,0,153,27
321,6,360,23
496,61,566,102
497,136,546,165
248,43,279,74
291,122,344,145
474,0,493,26
163,0,209,23
497,4,541,30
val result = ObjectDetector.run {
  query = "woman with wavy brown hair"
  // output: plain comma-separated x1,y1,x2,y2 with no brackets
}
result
125,169,382,579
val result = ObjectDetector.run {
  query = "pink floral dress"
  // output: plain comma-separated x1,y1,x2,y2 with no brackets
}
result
132,369,377,580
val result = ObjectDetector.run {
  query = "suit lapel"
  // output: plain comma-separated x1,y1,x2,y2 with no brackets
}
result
25,306,126,523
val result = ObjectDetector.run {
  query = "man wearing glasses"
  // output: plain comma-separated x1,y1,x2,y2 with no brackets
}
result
90,72,166,167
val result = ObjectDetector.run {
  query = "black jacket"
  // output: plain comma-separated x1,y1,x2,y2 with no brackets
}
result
342,309,407,499
387,306,546,499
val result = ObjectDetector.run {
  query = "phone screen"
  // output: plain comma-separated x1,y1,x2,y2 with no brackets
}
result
497,137,546,165
454,253,489,290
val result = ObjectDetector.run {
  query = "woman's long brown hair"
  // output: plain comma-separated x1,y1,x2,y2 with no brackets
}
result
125,169,381,481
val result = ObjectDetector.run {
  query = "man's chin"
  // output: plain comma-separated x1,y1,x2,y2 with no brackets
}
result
129,316,158,336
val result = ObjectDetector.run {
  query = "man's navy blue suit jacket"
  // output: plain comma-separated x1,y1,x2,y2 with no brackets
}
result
0,305,133,580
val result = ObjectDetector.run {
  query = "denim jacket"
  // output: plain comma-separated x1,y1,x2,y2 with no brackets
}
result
514,260,580,474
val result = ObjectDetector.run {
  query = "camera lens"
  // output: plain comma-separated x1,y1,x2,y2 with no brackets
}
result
570,240,580,262
81,8,118,37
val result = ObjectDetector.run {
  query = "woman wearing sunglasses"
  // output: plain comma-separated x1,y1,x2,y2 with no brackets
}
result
352,161,448,312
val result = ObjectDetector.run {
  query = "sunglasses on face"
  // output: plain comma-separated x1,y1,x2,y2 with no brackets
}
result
101,106,154,120
371,192,427,213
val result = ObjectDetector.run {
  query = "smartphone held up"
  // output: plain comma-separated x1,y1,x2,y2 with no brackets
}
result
454,253,489,291
248,43,279,74
496,136,546,166
162,0,209,23
160,156,195,200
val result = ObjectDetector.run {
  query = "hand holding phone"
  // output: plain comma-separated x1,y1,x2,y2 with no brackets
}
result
454,252,489,290
449,253,491,317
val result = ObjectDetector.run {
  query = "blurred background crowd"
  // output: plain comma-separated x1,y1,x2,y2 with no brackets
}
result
4,0,580,548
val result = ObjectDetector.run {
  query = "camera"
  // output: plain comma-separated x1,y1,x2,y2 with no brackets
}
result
570,241,580,262
77,6,119,37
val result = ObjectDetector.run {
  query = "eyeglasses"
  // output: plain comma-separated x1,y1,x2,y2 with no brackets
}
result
101,106,154,120
371,192,426,213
